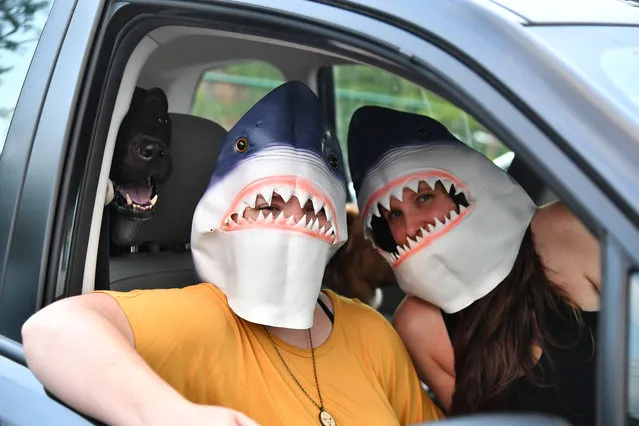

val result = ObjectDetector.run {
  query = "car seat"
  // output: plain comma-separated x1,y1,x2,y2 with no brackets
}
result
107,113,226,291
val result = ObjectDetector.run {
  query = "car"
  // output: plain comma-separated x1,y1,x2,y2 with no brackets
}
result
0,0,638,424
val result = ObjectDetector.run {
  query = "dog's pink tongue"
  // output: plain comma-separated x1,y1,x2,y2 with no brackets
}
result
119,181,152,204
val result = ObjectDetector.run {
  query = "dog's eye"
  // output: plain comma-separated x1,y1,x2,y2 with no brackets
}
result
153,114,167,126
327,154,339,170
235,137,249,153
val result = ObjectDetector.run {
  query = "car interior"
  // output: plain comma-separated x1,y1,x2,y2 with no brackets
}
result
84,24,560,322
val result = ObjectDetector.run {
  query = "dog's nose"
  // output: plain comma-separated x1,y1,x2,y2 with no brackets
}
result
136,143,166,162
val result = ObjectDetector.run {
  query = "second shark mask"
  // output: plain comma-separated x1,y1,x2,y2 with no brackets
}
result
191,82,348,329
348,106,536,313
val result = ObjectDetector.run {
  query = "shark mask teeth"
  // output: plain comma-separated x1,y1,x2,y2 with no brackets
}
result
364,173,473,267
219,179,338,245
364,175,471,229
385,204,470,266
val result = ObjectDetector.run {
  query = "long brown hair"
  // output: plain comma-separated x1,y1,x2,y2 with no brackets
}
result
448,226,580,414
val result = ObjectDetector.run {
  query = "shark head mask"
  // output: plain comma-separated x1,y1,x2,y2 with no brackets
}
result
348,106,537,314
191,81,348,329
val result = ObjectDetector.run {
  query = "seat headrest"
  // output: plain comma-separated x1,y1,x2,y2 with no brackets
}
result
111,113,226,247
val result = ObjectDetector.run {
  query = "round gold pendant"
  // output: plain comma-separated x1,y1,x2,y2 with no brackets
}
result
319,409,336,426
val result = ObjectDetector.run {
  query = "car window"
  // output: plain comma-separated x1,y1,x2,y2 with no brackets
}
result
332,65,512,168
0,0,54,155
629,272,639,423
191,60,285,130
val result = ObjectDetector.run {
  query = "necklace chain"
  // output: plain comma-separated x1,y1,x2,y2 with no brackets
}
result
263,326,325,410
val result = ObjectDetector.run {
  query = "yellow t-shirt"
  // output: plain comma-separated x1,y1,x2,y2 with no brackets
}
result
100,284,443,425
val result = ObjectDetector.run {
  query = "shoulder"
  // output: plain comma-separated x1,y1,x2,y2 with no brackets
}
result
393,296,450,351
328,290,404,347
393,296,445,339
100,282,223,305
329,290,389,326
98,283,233,326
183,282,230,303
393,296,454,373
97,284,236,355
533,201,599,264
534,201,596,243
532,201,601,302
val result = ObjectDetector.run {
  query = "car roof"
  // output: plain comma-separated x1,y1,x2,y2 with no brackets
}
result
489,0,639,25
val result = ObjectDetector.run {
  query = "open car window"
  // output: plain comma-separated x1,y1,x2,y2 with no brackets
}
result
332,65,513,168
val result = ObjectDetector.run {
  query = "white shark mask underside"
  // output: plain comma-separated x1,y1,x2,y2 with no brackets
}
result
358,143,536,313
191,146,347,329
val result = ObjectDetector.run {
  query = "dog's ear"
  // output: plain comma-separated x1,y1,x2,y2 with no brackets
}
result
130,87,149,110
146,87,169,113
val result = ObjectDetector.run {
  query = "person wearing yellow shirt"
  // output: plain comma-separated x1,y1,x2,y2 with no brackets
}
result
22,82,443,426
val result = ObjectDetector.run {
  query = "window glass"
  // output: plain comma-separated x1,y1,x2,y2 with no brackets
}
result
333,65,512,168
0,0,54,155
629,272,639,424
191,61,285,130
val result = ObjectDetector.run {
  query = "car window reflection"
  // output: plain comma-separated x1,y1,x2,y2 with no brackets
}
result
0,1,54,155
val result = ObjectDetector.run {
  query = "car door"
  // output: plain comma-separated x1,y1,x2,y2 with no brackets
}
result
0,0,107,424
0,0,105,342
0,336,96,425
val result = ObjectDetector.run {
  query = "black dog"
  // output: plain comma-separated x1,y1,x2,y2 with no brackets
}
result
108,87,172,220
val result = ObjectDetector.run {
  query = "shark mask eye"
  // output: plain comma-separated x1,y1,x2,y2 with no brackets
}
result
235,137,249,153
415,128,428,140
327,154,340,170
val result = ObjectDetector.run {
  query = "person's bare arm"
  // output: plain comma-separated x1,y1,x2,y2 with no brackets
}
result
555,203,601,290
393,296,455,413
535,201,601,310
22,293,258,426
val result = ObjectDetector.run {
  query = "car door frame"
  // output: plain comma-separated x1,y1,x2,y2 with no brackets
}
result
0,0,82,340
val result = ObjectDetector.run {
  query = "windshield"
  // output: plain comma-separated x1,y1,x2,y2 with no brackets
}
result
530,25,639,123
